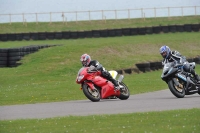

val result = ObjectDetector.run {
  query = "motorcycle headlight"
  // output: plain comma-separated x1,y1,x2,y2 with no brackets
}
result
77,75,84,82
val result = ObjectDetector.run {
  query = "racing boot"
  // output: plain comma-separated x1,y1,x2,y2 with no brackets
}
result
106,73,120,90
195,74,200,84
190,69,200,84
109,77,124,91
111,79,121,90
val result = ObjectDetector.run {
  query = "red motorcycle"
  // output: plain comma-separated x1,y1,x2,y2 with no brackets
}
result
76,66,130,102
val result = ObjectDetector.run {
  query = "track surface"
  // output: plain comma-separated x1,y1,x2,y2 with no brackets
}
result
0,89,200,120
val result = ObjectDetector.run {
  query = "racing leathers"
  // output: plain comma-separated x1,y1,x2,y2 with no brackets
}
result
86,60,120,89
162,50,200,83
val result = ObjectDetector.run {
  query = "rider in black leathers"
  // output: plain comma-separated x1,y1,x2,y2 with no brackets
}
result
80,53,121,90
159,45,200,84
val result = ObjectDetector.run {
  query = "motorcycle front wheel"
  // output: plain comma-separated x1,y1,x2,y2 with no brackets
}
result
168,79,185,98
82,83,101,102
117,82,130,100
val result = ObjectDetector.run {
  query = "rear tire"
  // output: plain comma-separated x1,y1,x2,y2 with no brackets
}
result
198,86,200,95
82,83,101,102
117,82,130,100
168,79,185,98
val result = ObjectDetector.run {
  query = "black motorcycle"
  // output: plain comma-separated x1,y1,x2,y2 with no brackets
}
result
161,61,200,98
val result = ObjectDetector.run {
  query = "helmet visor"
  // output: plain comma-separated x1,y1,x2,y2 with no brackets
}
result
161,51,167,58
82,61,87,66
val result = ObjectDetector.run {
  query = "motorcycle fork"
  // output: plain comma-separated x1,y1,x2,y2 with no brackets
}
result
84,82,95,90
172,77,185,92
172,78,180,87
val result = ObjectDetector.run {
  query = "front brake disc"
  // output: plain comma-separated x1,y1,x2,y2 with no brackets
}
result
174,78,184,92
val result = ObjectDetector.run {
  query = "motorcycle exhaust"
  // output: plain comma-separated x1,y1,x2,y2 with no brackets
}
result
118,75,124,82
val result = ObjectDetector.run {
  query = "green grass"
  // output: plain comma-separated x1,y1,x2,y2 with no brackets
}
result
0,108,200,133
0,16,200,33
0,32,200,105
0,18,200,133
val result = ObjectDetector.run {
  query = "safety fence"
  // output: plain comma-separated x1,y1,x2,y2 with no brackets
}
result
0,23,200,41
0,6,199,23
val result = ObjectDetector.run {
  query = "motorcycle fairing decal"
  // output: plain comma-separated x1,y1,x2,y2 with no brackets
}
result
167,67,173,74
109,70,117,79
178,66,183,69
177,73,186,81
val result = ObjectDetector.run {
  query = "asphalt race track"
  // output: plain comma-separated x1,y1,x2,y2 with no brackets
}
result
0,89,200,120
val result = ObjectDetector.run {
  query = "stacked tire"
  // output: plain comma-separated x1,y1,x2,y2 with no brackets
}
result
193,56,200,64
0,49,8,67
0,45,59,68
135,62,151,73
7,48,23,67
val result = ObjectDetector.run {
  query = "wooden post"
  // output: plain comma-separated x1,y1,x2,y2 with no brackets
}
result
22,13,24,25
50,12,52,24
62,12,64,23
168,7,170,18
115,10,117,20
36,13,38,24
9,14,11,25
128,9,130,20
76,11,77,23
181,7,183,17
102,10,104,21
154,8,156,18
141,8,143,18
89,11,91,22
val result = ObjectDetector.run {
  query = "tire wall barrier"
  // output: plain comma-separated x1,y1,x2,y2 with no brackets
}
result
0,48,8,67
0,24,199,41
1,46,200,70
0,44,61,68
117,56,200,74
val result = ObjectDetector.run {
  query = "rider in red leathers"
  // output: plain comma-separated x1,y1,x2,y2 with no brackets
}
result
80,53,121,90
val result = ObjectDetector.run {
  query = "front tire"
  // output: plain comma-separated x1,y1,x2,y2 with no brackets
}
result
117,82,130,100
168,79,185,98
82,83,101,102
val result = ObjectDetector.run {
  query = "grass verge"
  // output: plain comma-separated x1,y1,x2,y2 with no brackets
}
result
0,108,199,133
0,16,200,33
0,32,200,105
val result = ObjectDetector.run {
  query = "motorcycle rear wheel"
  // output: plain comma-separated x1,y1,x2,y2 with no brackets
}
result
117,82,130,100
82,83,101,102
168,79,185,98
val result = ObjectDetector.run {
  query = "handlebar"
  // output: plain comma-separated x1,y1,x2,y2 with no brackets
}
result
87,67,98,73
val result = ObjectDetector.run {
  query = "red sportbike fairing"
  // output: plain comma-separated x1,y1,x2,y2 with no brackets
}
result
76,66,130,102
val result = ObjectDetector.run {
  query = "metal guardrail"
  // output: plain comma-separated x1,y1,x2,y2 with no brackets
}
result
0,6,199,24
